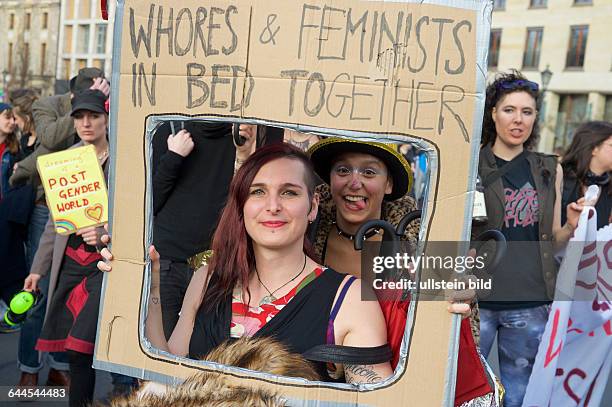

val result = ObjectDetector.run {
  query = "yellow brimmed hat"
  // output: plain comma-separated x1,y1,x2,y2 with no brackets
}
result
307,137,413,200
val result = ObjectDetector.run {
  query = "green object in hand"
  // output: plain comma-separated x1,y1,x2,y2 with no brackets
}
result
3,291,39,326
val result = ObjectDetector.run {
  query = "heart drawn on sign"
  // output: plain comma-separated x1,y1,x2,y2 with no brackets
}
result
85,204,104,222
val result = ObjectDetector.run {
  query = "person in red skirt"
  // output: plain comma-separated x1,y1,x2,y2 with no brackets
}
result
23,90,110,407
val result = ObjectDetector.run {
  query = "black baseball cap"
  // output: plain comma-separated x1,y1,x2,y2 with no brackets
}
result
70,90,107,116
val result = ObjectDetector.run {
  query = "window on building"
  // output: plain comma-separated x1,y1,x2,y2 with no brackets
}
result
523,28,543,69
40,43,47,75
65,0,74,20
566,25,588,68
63,59,71,80
574,0,592,5
488,29,502,68
8,43,13,71
95,24,107,54
555,94,589,149
77,59,87,71
25,13,31,30
9,13,15,29
80,0,92,19
77,25,90,54
493,0,506,10
42,12,48,29
63,26,73,54
530,0,547,7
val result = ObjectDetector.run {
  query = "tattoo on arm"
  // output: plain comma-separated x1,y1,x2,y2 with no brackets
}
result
151,297,159,304
344,364,382,384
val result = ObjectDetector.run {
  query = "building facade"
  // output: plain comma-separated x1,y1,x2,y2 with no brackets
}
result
56,0,116,90
488,0,612,153
0,0,60,99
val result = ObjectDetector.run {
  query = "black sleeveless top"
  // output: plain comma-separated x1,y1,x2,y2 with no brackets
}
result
189,267,345,380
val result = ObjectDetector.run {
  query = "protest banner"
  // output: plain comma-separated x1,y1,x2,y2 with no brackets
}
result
37,144,108,234
95,0,493,405
523,189,612,407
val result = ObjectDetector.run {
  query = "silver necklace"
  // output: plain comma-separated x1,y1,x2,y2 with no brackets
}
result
255,255,307,305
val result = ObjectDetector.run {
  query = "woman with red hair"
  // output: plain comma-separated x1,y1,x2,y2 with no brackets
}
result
100,143,393,383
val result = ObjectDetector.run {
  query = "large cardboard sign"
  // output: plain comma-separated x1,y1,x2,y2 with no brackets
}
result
37,145,108,234
96,0,492,405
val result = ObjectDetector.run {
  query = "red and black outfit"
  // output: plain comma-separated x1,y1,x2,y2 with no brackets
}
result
29,147,109,407
35,234,102,354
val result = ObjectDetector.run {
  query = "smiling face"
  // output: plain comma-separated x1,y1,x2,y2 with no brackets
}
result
73,110,107,144
0,109,16,136
492,91,537,149
243,157,317,251
329,152,392,230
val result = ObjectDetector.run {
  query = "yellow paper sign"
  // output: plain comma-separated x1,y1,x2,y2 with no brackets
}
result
37,144,108,235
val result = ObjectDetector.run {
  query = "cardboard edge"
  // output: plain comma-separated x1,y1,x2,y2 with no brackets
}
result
94,0,125,367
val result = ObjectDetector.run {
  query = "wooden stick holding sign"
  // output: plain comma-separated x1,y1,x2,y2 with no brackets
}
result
37,144,108,235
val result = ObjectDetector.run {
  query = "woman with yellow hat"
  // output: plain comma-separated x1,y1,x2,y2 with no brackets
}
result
307,137,497,406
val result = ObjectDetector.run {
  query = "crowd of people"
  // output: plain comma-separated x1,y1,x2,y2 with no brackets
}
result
1,68,137,406
0,64,610,407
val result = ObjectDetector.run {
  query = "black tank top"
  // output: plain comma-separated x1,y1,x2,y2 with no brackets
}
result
189,268,345,380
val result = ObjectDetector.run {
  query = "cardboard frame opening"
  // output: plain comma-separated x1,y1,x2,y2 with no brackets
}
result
94,0,492,405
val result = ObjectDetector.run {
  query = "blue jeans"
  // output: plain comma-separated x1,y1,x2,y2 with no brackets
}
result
18,205,69,373
24,205,49,272
479,305,550,407
18,273,69,372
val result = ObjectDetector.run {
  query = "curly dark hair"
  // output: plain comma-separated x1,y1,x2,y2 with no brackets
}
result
481,70,542,150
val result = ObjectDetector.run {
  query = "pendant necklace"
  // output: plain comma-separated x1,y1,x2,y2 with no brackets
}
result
255,255,307,306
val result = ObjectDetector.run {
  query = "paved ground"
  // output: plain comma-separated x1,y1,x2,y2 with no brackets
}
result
0,331,110,407
1,329,610,406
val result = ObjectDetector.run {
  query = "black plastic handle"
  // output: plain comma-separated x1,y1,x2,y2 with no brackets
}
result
353,219,398,251
396,209,422,238
471,229,507,273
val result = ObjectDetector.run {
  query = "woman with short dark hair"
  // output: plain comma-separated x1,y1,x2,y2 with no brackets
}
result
474,70,581,407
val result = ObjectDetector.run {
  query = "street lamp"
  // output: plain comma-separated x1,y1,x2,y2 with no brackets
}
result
539,64,553,126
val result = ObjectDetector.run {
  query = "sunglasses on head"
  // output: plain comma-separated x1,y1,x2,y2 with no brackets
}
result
497,79,539,92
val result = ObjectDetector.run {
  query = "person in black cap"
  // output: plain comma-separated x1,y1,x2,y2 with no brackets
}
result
11,68,109,389
23,89,133,406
